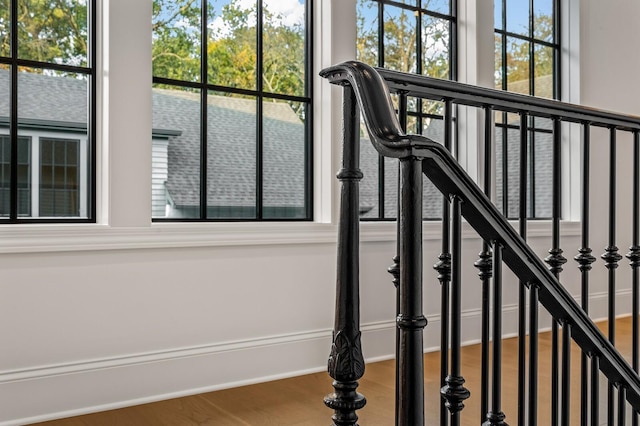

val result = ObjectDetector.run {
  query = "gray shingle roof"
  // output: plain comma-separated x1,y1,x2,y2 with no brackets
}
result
152,89,306,208
0,69,88,126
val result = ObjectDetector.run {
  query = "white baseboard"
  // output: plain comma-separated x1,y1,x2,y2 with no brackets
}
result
1,287,632,425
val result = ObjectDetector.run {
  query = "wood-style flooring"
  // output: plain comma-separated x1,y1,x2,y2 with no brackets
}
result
32,317,635,425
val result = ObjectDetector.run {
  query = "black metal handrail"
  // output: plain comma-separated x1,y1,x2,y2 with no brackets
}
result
377,67,640,130
321,60,640,425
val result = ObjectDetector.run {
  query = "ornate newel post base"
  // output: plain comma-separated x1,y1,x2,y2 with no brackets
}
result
324,83,366,426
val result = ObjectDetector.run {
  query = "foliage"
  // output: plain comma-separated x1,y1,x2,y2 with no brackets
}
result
503,14,554,97
356,0,451,119
0,0,88,68
356,0,450,79
152,0,306,98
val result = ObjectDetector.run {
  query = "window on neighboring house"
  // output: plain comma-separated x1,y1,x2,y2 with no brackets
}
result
40,138,80,217
0,0,95,222
152,0,312,221
494,0,560,219
356,0,456,220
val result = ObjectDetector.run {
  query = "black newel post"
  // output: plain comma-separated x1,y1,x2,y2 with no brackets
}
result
324,85,366,426
397,155,427,425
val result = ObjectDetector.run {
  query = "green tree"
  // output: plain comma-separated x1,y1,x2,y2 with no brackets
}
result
207,1,305,97
356,0,451,120
356,0,450,79
152,0,201,82
501,14,554,97
0,0,88,68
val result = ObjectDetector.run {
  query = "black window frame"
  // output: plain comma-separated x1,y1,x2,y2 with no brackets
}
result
494,0,561,220
357,0,458,221
152,0,314,222
0,0,97,224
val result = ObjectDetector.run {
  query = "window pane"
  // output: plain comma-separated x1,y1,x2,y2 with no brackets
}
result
506,0,529,36
383,156,398,218
534,43,553,98
207,92,256,219
17,0,88,66
384,6,416,73
357,0,379,67
152,84,202,219
360,132,380,219
39,138,79,217
0,136,30,217
494,0,503,29
0,3,9,57
532,127,552,218
262,0,306,97
534,0,553,41
18,68,88,127
263,99,307,218
422,15,450,79
207,0,256,90
18,68,87,218
423,175,442,219
424,0,450,15
506,37,530,95
495,34,503,89
153,0,201,82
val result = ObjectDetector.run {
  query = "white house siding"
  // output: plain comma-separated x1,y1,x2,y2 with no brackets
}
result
151,139,169,218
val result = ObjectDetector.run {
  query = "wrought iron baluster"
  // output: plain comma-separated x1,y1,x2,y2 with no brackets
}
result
484,241,507,426
575,122,596,426
325,85,366,426
474,105,493,424
528,283,539,426
441,196,470,426
602,127,622,426
619,385,627,426
562,321,572,425
397,156,426,425
544,117,566,425
591,355,600,426
388,91,407,426
434,98,454,426
518,112,528,426
628,129,640,426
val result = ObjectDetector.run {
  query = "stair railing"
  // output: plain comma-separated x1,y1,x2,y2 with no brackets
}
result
321,60,640,426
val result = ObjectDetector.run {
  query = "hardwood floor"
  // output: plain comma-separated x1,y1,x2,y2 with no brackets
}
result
32,318,635,425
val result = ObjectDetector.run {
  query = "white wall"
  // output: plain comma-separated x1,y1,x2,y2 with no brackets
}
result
0,0,639,424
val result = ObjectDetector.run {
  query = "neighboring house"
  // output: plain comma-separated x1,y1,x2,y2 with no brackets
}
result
0,69,309,219
0,69,89,218
151,89,308,219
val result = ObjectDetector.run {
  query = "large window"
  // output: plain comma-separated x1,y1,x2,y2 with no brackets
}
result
0,0,95,222
152,0,312,221
494,0,560,219
356,0,456,220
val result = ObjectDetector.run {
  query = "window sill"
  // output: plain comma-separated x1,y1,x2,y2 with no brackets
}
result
0,220,581,254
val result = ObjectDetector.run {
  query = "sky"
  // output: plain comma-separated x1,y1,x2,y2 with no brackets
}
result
209,0,305,38
496,0,553,34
